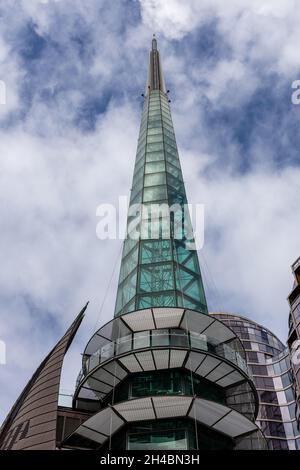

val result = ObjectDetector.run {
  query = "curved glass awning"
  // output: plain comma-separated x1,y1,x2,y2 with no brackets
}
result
63,396,262,450
74,346,257,420
82,308,247,373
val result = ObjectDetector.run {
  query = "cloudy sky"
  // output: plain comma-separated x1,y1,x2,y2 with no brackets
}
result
0,0,299,423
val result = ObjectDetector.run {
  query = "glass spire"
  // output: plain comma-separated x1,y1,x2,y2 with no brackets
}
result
114,38,208,317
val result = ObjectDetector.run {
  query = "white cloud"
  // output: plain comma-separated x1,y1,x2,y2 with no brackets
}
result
184,161,299,336
0,100,138,420
140,0,300,77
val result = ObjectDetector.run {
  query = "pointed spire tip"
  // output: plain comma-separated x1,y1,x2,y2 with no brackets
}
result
152,34,157,51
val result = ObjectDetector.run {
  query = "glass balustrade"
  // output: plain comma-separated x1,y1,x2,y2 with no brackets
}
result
79,328,247,381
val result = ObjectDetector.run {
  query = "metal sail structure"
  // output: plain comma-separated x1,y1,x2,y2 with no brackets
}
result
114,37,208,317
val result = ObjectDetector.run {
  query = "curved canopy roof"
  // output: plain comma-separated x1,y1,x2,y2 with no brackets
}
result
63,396,260,450
84,308,245,361
75,347,256,419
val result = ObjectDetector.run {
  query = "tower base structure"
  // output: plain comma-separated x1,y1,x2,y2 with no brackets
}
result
62,307,266,450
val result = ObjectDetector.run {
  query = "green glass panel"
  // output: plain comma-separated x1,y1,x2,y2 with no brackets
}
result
122,237,139,258
147,128,163,136
146,142,164,152
144,172,166,187
136,146,145,159
133,165,144,181
163,122,175,133
131,177,144,198
148,110,160,116
164,136,177,150
120,297,136,315
145,161,165,174
162,116,173,126
119,246,139,282
146,151,165,162
130,189,143,205
151,329,169,346
139,263,174,292
166,162,181,179
114,88,208,317
140,210,171,240
143,185,167,202
137,292,176,309
115,270,137,313
175,267,202,300
165,151,180,168
146,134,163,143
141,240,172,264
174,243,200,274
147,120,162,129
163,128,175,139
134,157,144,174
164,144,177,156
133,331,150,349
167,173,184,192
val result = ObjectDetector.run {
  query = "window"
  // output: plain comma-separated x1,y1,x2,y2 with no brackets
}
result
247,351,258,362
146,134,163,144
261,330,269,343
273,361,282,376
133,331,150,350
130,371,183,399
261,421,286,438
260,405,282,420
270,439,289,450
146,142,164,153
144,172,166,187
139,264,174,292
190,331,208,351
145,161,165,174
282,372,292,389
143,185,167,202
116,335,132,355
137,292,176,309
145,151,165,163
254,376,274,390
100,342,114,363
140,240,172,265
293,304,300,324
250,365,268,376
285,387,295,403
170,329,189,348
259,390,278,404
128,429,188,450
151,329,169,347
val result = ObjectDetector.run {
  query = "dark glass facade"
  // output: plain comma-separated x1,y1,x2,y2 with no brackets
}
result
105,419,234,451
212,312,300,450
107,370,226,405
287,257,300,432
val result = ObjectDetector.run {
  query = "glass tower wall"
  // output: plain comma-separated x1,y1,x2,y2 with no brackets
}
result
114,43,207,317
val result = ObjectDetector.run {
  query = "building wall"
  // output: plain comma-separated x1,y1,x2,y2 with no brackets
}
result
211,312,300,450
0,304,86,450
287,257,300,431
